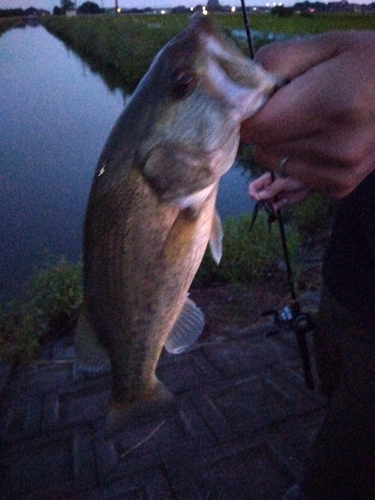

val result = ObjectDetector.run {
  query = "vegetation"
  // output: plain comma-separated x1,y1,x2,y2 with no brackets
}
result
0,193,332,364
0,258,82,364
41,13,375,92
41,14,191,91
216,11,375,34
77,2,105,15
194,211,300,286
194,192,333,287
0,17,22,36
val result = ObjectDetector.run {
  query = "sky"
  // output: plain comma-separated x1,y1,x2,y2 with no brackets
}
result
0,0,371,12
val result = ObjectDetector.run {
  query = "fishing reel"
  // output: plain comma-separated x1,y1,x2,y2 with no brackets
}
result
262,300,317,390
240,1,317,390
262,300,316,337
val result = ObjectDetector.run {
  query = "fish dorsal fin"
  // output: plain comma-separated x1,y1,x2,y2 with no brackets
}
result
164,297,205,354
209,210,223,265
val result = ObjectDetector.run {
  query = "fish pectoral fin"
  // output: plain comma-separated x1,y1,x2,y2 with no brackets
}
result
74,313,110,378
164,297,205,354
209,210,223,265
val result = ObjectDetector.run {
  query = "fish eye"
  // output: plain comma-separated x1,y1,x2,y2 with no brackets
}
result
172,68,196,98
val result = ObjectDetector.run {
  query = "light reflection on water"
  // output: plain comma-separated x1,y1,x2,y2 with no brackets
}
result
0,24,254,302
0,24,124,301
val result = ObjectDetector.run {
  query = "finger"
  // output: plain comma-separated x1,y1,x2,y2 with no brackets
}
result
254,32,344,79
242,31,375,145
242,68,332,144
253,148,329,192
271,197,289,212
252,145,288,173
248,172,273,200
252,116,375,172
253,147,371,199
251,177,289,202
272,187,311,211
294,125,375,167
242,33,357,145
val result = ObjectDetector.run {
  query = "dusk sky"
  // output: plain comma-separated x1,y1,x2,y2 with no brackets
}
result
0,0,371,11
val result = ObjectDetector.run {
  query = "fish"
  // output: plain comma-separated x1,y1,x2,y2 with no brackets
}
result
74,13,280,437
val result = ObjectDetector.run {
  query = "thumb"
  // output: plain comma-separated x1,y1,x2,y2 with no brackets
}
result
255,31,344,80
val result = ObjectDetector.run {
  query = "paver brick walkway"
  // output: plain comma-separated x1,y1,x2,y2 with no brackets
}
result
0,315,326,500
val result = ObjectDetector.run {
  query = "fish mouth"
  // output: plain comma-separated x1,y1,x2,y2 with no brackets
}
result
269,76,285,97
183,13,281,121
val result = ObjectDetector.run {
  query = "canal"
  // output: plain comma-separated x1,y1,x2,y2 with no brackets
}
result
0,23,254,303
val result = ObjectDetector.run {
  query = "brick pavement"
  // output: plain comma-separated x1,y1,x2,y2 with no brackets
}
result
0,318,326,500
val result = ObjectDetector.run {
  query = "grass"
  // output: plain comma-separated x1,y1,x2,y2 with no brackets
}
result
215,11,375,34
41,14,191,91
194,191,333,288
0,17,23,36
41,12,375,91
0,258,82,364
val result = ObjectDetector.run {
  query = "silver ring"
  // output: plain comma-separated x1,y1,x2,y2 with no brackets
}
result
277,155,291,178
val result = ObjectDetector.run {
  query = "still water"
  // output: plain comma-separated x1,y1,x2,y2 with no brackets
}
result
0,24,254,303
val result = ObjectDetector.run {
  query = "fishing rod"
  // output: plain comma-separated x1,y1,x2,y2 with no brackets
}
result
240,0,255,59
240,0,315,390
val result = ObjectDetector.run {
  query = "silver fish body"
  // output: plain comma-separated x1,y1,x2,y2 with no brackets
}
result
75,13,280,436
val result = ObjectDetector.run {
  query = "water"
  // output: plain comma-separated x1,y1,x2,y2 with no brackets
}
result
0,24,254,303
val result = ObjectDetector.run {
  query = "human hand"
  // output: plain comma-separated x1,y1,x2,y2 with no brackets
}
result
241,30,375,199
249,172,311,211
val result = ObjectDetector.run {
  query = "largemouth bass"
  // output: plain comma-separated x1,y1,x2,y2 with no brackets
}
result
75,13,280,437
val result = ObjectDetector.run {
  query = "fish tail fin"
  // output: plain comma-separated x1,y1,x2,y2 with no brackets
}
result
74,312,110,380
105,381,174,438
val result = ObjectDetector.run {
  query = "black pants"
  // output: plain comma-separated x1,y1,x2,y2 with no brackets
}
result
303,285,375,500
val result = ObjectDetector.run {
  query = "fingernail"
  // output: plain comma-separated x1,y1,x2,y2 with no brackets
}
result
258,190,268,199
278,197,288,208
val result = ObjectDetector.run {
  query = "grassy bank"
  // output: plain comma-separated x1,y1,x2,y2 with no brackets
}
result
0,17,23,36
0,258,82,363
41,14,191,91
41,12,375,91
0,193,332,364
216,11,375,34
